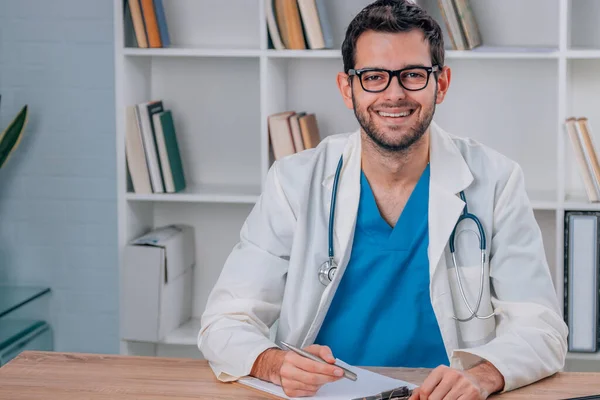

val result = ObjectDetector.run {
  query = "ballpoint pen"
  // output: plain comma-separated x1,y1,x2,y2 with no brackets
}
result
279,341,358,381
351,386,413,400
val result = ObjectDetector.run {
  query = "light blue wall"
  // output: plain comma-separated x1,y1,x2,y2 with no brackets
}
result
0,0,118,353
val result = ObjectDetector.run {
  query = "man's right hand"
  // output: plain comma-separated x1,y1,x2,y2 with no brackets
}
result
250,344,345,397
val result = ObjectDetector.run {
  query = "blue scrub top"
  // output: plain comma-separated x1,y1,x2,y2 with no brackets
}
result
315,164,449,367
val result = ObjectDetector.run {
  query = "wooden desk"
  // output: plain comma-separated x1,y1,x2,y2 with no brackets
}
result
0,351,598,399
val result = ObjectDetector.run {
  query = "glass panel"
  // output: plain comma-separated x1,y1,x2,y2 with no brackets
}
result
0,322,52,366
0,320,47,351
0,286,51,319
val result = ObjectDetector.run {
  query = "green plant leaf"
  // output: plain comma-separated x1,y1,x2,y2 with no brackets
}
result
0,105,28,170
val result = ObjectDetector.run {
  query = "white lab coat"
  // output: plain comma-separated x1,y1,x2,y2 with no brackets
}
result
198,121,568,392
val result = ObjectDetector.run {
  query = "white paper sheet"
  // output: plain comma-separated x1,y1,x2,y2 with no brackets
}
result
237,360,417,400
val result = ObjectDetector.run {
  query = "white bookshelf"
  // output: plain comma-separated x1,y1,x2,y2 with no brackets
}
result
114,0,600,370
125,182,261,203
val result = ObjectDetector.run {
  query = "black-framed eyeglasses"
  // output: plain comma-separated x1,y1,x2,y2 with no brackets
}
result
348,65,440,93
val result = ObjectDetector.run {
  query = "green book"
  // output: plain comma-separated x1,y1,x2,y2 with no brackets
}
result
153,110,186,193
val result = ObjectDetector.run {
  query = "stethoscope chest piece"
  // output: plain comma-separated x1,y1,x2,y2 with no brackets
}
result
318,259,337,286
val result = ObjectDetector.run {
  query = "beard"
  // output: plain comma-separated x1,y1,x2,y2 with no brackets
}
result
352,87,437,153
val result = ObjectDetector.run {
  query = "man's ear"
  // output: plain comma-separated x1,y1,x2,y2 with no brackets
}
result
337,71,354,110
435,65,451,104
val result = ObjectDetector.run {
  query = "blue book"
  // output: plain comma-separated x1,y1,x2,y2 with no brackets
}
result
315,0,333,49
153,0,170,47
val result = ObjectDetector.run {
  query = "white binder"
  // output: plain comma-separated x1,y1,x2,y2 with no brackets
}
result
565,212,600,353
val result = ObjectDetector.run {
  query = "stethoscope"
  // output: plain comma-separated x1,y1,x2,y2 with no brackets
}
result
318,155,496,322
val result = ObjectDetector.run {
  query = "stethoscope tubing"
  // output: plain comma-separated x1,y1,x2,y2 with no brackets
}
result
321,154,497,322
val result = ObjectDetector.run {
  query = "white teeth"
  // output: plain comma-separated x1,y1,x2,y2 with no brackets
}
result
378,110,411,117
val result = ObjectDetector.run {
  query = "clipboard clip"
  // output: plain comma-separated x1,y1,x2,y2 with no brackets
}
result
351,385,413,400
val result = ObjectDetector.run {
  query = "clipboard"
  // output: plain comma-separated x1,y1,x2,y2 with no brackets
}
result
235,360,417,400
234,381,414,400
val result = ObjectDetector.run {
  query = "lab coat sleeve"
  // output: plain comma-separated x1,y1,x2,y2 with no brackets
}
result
197,161,296,382
450,163,568,392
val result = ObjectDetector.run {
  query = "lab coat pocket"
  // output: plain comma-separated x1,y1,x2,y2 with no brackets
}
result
447,264,496,346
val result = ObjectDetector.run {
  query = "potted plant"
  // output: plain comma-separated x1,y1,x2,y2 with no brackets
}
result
0,103,28,170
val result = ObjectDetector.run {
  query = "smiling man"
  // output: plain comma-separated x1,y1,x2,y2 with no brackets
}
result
198,1,568,399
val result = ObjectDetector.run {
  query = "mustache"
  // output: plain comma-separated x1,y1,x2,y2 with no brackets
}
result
373,101,419,109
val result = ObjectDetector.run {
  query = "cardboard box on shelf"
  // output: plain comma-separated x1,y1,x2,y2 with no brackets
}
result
121,224,195,343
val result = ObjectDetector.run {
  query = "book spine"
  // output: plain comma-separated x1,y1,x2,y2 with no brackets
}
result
153,0,170,47
128,0,148,48
140,0,163,48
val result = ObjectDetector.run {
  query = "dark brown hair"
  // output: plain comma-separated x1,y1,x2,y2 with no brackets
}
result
341,0,445,73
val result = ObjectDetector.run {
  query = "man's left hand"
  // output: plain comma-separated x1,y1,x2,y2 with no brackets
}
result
409,361,505,400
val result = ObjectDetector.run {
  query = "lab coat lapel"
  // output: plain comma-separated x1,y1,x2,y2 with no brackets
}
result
428,121,474,285
302,133,360,347
332,132,361,270
321,131,361,276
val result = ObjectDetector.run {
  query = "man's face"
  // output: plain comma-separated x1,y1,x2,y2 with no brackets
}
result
338,30,450,152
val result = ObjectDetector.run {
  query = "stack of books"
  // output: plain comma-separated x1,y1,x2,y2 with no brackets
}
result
565,117,600,202
266,0,333,50
268,111,321,160
125,100,186,194
437,0,482,50
124,0,170,48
